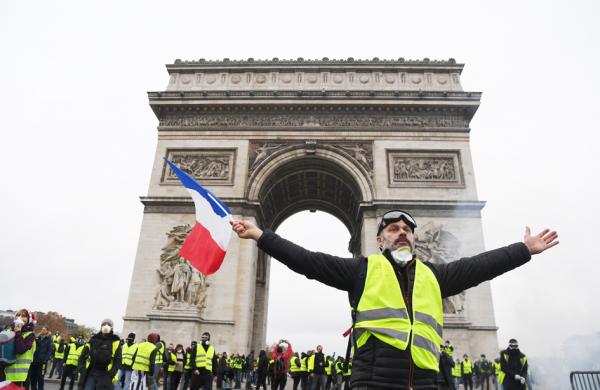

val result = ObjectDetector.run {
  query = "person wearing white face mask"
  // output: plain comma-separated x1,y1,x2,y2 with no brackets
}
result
78,319,121,390
231,209,559,390
2,309,36,385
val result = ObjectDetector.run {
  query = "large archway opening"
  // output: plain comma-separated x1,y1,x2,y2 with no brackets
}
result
266,211,352,355
250,152,370,352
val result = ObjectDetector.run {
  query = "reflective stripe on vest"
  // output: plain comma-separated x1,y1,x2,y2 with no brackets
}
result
54,342,65,359
354,256,443,372
122,343,139,366
342,362,351,376
155,343,164,364
184,352,191,370
452,365,461,377
300,357,308,372
462,360,472,374
307,355,315,371
195,345,215,372
132,341,157,372
168,352,177,372
289,357,301,373
65,343,82,366
5,331,36,382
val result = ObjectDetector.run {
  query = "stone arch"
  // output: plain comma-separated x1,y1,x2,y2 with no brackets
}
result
246,144,374,253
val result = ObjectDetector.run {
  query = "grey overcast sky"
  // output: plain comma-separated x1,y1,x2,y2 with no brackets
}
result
1,0,599,372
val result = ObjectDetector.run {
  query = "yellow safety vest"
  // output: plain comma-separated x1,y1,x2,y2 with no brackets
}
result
82,339,120,371
444,345,454,357
342,362,352,377
335,362,344,376
195,345,215,372
499,352,527,385
324,358,332,375
452,365,461,377
289,357,301,373
184,352,191,370
54,342,65,359
132,341,157,372
307,355,315,372
300,356,308,372
121,343,139,367
66,343,83,367
462,360,472,374
354,256,443,372
168,352,177,372
5,331,36,383
155,343,164,365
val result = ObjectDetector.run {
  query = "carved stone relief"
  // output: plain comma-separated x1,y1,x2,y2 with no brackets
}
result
159,113,468,130
162,149,236,185
387,150,464,188
414,222,465,315
153,225,210,312
248,141,374,176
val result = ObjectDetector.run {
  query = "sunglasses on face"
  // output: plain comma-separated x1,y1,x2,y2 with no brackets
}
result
377,210,417,235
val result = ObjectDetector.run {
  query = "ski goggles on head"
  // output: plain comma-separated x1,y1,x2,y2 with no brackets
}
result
377,210,417,235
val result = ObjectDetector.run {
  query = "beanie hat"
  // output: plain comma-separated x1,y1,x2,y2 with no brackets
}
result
101,318,114,327
127,332,136,339
147,333,160,344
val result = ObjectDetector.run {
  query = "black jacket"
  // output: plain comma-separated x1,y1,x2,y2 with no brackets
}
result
257,230,531,390
500,349,528,390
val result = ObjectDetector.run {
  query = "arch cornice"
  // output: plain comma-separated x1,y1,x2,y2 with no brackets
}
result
246,143,375,203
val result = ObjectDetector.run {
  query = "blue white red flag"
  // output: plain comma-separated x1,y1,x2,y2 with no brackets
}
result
165,159,232,275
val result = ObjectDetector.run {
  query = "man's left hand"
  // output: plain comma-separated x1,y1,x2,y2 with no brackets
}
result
523,226,559,255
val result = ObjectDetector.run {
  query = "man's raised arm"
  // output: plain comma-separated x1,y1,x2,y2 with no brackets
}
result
230,219,360,291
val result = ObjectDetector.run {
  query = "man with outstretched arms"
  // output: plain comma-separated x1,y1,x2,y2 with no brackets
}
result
230,210,558,390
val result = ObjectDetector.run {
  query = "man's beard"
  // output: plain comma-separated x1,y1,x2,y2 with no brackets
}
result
381,236,413,252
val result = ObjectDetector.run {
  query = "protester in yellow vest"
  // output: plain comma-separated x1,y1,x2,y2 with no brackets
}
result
2,309,36,386
288,352,302,390
78,318,121,390
162,343,176,390
461,354,474,390
191,332,216,390
182,344,194,390
49,336,66,379
231,210,558,389
169,344,186,390
499,339,528,390
116,332,138,390
59,336,84,390
132,333,159,390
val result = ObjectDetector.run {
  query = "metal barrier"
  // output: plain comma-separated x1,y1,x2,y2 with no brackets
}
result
571,371,600,390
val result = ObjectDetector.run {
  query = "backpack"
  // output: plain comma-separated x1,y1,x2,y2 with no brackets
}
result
274,356,286,378
90,337,113,369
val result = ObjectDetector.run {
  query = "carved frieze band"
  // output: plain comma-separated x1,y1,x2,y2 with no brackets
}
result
248,141,373,177
387,150,464,188
168,70,462,92
162,148,236,186
159,113,468,130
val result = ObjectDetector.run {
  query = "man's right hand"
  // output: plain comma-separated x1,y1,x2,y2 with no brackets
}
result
230,220,263,241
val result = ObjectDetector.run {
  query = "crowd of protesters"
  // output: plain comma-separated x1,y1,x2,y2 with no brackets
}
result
1,309,531,390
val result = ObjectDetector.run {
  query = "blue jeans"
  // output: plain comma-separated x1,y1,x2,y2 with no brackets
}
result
311,374,326,390
116,369,133,390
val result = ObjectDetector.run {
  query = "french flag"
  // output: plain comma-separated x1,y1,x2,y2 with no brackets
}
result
166,159,232,275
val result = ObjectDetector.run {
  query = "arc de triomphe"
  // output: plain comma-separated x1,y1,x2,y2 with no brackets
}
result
123,57,498,357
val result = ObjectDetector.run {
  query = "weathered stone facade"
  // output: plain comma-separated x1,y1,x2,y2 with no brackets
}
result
123,58,498,358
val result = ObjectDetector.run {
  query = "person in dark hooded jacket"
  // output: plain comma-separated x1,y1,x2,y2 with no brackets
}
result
231,211,558,390
30,326,54,390
78,318,122,390
499,339,528,390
